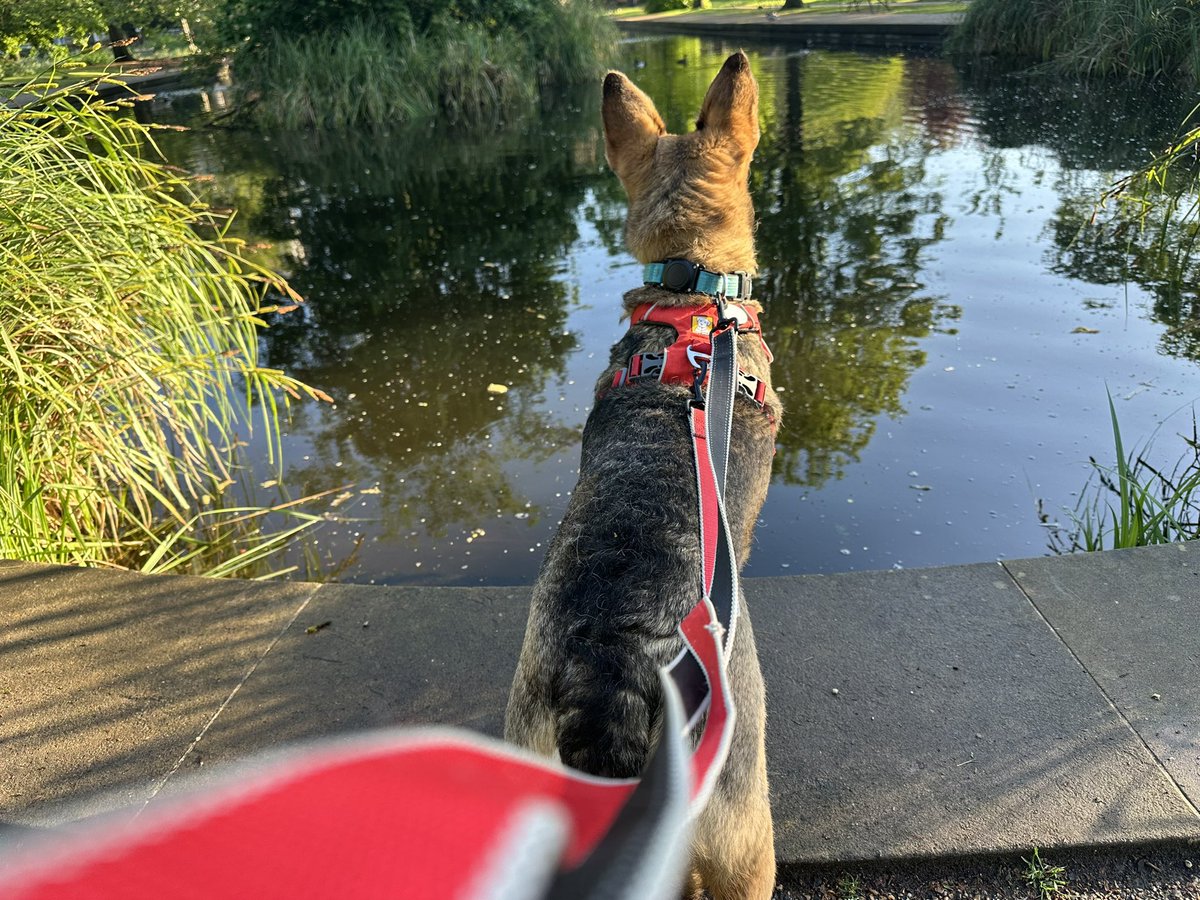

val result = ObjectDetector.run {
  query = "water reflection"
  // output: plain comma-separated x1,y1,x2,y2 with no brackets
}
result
261,122,605,545
958,63,1200,362
752,51,961,486
595,42,963,486
147,38,1200,581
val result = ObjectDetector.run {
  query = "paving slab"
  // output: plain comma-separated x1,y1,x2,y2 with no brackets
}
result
748,565,1200,864
157,582,532,790
1004,543,1200,814
0,560,317,825
8,553,1200,866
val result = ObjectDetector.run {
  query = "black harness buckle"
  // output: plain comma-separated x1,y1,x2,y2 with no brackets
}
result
691,357,709,405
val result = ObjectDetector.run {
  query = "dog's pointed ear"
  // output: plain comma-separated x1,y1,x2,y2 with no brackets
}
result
603,71,665,184
696,51,759,156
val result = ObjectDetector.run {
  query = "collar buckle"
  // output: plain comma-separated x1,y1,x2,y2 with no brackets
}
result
643,259,752,301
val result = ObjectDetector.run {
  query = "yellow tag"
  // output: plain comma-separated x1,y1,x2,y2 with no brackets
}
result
691,315,714,337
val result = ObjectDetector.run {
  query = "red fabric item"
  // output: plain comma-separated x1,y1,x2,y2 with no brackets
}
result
0,600,733,900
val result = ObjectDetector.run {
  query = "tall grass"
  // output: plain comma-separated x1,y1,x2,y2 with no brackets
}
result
1048,392,1200,552
952,0,1200,82
233,4,616,129
1,73,330,577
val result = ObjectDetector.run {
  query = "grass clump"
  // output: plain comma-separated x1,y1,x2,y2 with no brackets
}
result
1022,848,1069,899
229,2,616,129
1048,392,1200,552
0,74,329,577
952,0,1200,82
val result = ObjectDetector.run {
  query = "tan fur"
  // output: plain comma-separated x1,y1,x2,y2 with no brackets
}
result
506,52,777,900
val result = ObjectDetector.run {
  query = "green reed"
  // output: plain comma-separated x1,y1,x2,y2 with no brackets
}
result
0,72,330,577
1049,392,1200,552
232,6,615,129
952,0,1200,82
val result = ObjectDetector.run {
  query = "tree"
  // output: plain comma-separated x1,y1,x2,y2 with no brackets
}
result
0,0,214,60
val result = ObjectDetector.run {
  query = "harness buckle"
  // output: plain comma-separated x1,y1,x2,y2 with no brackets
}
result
691,357,709,405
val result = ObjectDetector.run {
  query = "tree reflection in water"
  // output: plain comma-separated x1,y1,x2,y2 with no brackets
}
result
146,38,1200,581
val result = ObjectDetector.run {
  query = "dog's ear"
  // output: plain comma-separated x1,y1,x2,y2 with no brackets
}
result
602,71,665,187
696,51,759,157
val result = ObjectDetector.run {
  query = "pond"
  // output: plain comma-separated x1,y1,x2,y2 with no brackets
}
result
152,35,1200,585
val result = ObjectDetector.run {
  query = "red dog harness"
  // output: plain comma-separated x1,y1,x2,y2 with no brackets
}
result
607,301,775,422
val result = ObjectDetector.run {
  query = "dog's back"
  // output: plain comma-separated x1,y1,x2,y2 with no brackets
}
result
505,52,778,899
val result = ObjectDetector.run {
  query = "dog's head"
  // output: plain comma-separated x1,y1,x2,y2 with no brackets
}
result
602,51,760,275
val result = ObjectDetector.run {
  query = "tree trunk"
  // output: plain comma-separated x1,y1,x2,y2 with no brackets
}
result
107,23,136,62
782,0,804,8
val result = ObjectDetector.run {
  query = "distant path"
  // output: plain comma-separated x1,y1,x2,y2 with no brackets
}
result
615,7,964,46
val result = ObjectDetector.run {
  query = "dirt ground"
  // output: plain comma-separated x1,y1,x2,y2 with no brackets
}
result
776,842,1200,899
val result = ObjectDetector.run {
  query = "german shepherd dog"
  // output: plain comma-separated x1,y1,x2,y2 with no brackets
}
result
505,51,778,900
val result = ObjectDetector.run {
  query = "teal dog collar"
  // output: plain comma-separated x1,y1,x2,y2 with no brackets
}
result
643,259,752,301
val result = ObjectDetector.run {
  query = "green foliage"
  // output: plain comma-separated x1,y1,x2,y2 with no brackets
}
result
230,2,615,128
835,874,862,900
1022,848,1069,900
1049,392,1200,552
952,0,1200,82
0,0,209,56
643,0,691,13
0,73,327,576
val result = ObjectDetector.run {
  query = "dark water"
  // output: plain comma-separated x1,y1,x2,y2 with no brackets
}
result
152,37,1200,584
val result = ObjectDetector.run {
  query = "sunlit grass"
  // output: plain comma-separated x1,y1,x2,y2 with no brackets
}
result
1,70,331,577
952,0,1200,81
234,4,616,129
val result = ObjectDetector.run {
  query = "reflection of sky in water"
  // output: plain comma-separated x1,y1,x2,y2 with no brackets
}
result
155,39,1200,584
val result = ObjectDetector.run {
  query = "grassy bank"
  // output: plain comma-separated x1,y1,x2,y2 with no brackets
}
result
232,2,616,129
1,75,328,576
952,0,1200,81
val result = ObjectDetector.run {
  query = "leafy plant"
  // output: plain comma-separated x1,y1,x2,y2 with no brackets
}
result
1022,847,1069,899
0,70,330,577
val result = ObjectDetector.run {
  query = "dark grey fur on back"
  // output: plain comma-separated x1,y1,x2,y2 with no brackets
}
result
506,299,776,777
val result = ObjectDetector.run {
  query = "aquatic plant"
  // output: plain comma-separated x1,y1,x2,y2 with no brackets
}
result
0,73,329,577
1048,392,1200,552
952,0,1200,82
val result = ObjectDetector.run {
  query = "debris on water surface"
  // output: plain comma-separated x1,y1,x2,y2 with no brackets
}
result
1072,326,1100,334
487,383,509,394
909,484,932,491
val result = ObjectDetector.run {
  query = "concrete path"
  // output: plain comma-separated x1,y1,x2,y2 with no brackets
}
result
1,543,1197,865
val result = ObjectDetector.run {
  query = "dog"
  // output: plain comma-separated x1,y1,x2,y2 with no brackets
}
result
504,51,779,900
